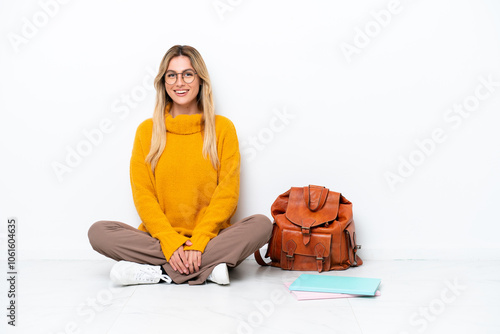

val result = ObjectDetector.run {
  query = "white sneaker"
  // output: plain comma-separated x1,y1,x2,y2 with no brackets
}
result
110,261,172,286
207,263,230,285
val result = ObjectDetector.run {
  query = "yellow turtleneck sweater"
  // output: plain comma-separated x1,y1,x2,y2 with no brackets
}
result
130,104,240,261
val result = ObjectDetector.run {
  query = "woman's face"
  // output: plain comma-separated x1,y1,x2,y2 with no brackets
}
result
165,56,201,108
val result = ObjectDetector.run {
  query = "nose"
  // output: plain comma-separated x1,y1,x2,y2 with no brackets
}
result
174,73,185,86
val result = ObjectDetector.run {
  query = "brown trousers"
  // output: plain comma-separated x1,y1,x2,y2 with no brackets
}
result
88,214,272,285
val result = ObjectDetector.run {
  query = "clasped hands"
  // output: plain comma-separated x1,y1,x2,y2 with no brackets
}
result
169,240,201,275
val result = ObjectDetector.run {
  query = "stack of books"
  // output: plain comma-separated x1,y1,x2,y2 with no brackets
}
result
285,274,381,301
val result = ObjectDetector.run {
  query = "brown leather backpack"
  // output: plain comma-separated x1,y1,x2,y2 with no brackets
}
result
254,185,362,272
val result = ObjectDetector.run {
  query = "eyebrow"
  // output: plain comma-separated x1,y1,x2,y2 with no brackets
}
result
166,68,194,72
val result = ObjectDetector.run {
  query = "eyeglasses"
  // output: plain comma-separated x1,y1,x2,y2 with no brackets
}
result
165,69,197,85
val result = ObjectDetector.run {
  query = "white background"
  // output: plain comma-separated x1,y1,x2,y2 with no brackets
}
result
1,0,499,260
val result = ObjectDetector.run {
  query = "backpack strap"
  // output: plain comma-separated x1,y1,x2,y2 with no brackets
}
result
254,249,271,266
314,243,326,273
283,239,297,270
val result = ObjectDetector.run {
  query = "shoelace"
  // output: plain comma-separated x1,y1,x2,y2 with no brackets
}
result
135,266,172,284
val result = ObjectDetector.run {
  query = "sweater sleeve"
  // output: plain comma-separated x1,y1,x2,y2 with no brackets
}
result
130,123,189,261
183,120,240,253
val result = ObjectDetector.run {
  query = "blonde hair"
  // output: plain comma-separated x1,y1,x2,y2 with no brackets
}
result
146,45,219,173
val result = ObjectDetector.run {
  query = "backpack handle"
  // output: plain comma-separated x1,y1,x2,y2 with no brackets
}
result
304,185,329,212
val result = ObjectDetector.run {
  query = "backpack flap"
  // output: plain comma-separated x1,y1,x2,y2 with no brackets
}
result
285,185,340,245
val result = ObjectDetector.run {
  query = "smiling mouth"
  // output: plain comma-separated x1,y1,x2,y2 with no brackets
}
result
174,90,188,94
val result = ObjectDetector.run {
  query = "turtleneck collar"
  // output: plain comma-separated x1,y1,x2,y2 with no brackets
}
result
164,103,204,135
